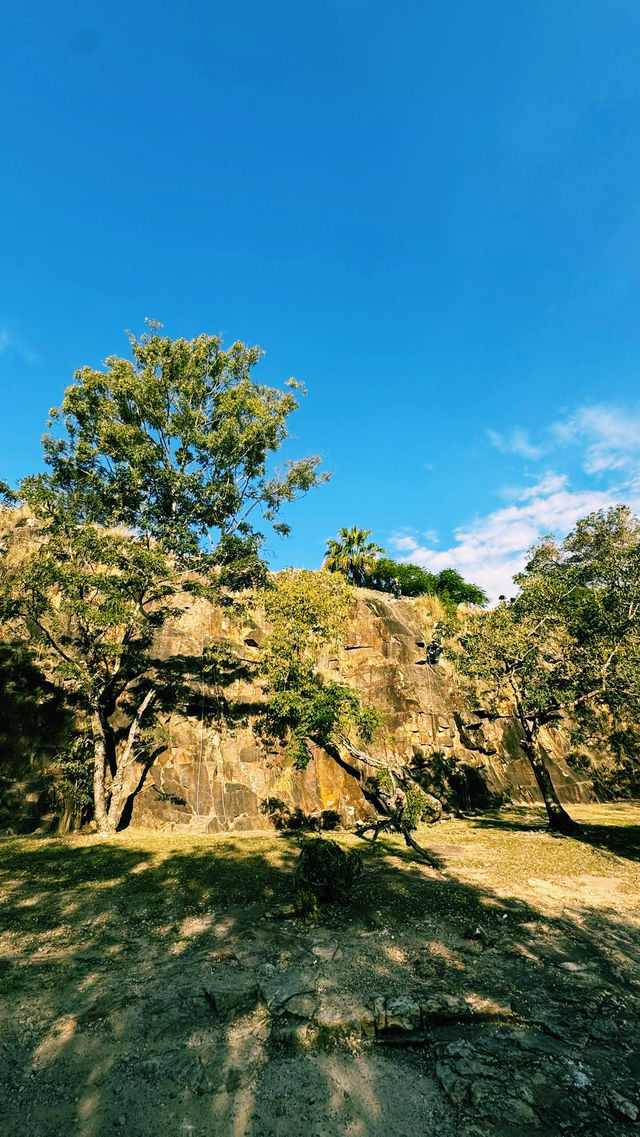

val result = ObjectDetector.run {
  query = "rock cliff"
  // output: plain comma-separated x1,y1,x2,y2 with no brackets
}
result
131,589,594,831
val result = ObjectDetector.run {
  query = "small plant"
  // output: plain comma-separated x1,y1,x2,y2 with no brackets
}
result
372,768,393,794
403,786,437,829
292,836,363,914
288,807,320,831
259,797,290,830
320,809,341,830
293,886,320,918
52,733,94,824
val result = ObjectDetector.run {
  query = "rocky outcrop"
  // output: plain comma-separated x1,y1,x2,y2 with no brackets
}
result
129,590,595,831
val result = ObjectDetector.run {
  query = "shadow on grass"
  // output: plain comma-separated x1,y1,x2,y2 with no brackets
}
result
463,806,550,834
577,821,640,864
465,804,640,863
0,825,638,1137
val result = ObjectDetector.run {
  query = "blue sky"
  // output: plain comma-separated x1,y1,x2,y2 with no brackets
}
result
2,1,640,596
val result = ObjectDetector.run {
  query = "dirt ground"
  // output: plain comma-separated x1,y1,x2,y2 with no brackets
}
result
1,803,639,1137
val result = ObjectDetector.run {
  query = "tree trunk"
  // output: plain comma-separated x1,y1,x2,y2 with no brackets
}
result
108,769,126,832
521,738,580,836
90,708,113,833
108,688,157,831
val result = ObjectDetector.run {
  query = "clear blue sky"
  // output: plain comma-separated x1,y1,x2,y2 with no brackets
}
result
2,1,640,596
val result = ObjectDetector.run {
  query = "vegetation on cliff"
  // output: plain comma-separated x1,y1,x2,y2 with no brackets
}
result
259,570,443,866
323,526,488,605
323,526,385,587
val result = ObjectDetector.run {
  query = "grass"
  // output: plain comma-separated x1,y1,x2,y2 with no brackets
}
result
1,803,638,950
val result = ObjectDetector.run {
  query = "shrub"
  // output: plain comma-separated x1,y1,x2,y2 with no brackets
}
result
52,733,94,823
372,768,393,794
288,807,320,831
403,786,436,829
292,837,363,914
320,809,341,830
259,797,290,830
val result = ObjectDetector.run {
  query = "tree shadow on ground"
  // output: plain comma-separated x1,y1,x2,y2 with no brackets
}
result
466,805,640,863
0,822,638,1137
463,806,551,833
577,821,640,863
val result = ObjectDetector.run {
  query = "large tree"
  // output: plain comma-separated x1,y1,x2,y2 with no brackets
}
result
454,506,640,835
0,324,324,832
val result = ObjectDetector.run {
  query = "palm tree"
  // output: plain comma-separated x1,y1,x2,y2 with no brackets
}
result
323,526,385,587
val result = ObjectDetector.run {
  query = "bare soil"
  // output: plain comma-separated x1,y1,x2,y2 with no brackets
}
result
1,803,639,1136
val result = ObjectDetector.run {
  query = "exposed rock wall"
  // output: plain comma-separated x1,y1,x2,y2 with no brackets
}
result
130,590,595,831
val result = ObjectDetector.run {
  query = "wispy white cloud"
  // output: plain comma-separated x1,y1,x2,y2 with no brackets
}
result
404,475,627,600
486,426,545,460
489,402,640,481
501,472,568,503
421,527,439,544
554,404,640,478
389,527,439,553
0,323,38,365
391,534,419,553
396,400,640,600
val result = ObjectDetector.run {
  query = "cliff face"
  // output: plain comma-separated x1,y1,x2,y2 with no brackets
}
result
130,590,595,831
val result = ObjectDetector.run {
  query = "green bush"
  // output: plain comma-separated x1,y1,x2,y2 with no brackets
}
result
52,733,94,822
293,837,363,914
361,558,488,606
403,786,435,829
372,768,393,794
288,807,320,831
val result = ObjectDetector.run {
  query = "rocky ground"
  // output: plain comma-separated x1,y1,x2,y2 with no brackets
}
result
1,804,639,1137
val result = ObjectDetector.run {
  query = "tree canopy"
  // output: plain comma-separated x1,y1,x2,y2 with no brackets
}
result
361,557,488,605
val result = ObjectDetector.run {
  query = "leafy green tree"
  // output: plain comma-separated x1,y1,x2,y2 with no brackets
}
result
361,557,488,605
550,506,640,785
260,570,443,865
454,505,640,835
454,601,580,834
0,324,324,832
434,568,488,607
324,526,384,586
362,557,438,597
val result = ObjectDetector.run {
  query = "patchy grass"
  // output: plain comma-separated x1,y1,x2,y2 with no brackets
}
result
1,803,638,947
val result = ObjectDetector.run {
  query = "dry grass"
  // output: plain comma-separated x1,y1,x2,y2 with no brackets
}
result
1,803,638,946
